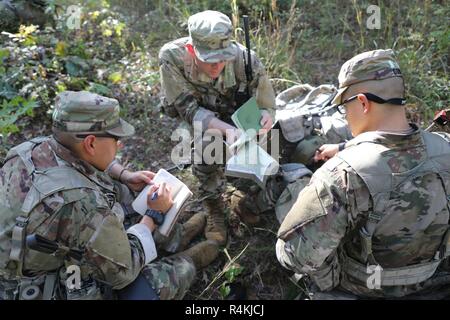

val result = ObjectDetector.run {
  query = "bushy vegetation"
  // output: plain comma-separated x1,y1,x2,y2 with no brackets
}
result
0,0,448,299
1,1,448,141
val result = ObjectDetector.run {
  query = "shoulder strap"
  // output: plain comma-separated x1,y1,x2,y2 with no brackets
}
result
337,133,393,195
421,130,450,175
421,131,450,260
4,137,48,175
4,137,54,277
6,141,100,279
422,130,450,158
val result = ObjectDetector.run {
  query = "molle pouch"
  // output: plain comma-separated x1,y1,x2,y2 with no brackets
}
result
309,254,341,291
275,175,312,225
86,215,132,270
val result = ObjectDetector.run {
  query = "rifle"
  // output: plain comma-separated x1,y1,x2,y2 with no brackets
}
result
26,234,83,261
243,15,253,99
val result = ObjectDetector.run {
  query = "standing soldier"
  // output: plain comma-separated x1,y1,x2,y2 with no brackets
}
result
276,49,450,299
158,10,277,244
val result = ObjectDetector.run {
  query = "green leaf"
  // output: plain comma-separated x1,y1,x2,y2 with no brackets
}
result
225,264,243,283
65,77,88,91
87,82,112,96
115,22,126,37
23,36,37,46
219,283,231,298
103,28,113,37
0,97,37,135
55,42,67,57
65,56,89,77
65,60,79,76
55,83,67,93
0,49,10,60
108,72,122,84
0,122,19,134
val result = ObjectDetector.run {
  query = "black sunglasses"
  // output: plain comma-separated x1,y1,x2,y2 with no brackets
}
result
336,93,406,114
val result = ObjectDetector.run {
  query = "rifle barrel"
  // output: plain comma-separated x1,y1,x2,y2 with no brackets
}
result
243,15,253,83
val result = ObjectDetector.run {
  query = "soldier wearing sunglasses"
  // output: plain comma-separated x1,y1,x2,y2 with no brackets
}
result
276,49,450,299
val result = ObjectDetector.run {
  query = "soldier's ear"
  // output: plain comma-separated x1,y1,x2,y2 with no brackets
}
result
185,44,196,58
82,135,97,156
357,94,370,114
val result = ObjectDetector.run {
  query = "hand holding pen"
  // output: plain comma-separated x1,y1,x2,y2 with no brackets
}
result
146,182,173,213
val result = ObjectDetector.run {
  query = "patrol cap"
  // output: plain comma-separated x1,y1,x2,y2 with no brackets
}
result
332,49,405,105
52,91,135,137
188,10,237,63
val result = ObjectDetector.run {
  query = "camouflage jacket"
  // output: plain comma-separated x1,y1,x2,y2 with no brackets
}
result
0,136,152,299
277,126,450,298
159,37,276,130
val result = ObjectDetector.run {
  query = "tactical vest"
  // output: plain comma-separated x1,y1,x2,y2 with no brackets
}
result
337,130,450,287
0,137,116,299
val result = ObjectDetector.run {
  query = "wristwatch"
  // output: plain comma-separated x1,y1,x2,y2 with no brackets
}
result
144,209,165,226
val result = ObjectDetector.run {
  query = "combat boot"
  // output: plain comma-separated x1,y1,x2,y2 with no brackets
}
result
204,198,227,245
179,212,207,250
177,240,220,269
230,190,260,226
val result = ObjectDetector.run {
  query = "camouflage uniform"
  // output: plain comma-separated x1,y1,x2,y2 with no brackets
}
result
0,91,196,300
275,50,450,299
159,10,276,202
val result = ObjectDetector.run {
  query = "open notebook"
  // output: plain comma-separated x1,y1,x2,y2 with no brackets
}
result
225,140,279,188
131,169,193,236
225,97,279,188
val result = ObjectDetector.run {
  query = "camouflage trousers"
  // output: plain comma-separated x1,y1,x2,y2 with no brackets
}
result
140,255,196,300
191,132,228,201
113,181,196,300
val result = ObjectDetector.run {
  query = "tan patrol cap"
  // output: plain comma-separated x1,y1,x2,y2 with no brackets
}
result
188,10,237,63
332,49,405,105
52,91,135,137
